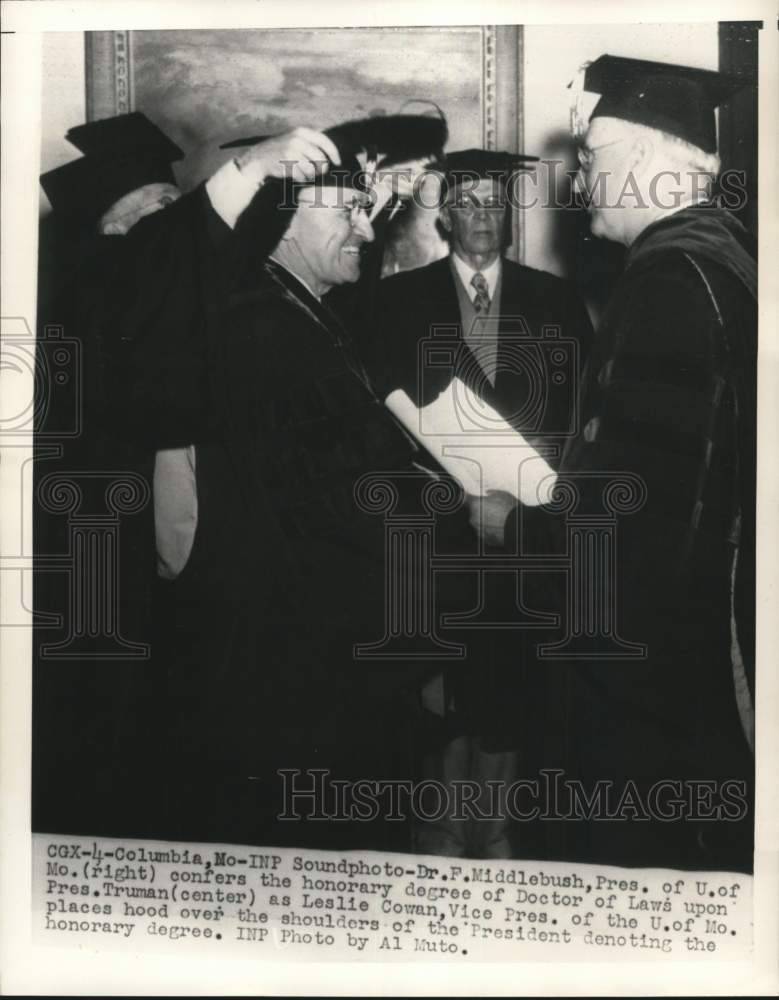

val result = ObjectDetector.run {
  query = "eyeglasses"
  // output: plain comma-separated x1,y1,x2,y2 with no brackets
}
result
296,194,373,228
576,138,626,170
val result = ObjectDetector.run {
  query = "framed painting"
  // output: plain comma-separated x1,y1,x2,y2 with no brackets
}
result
85,26,527,262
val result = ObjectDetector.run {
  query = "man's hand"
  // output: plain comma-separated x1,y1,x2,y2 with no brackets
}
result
233,127,342,187
467,490,517,548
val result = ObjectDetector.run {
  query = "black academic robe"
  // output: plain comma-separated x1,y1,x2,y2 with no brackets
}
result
33,228,158,838
32,186,232,839
369,256,594,755
513,206,757,871
103,185,235,448
156,259,461,849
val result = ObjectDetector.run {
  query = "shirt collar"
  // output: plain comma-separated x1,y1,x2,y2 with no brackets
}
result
450,251,501,301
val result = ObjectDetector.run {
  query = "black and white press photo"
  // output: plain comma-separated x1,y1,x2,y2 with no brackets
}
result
1,2,777,995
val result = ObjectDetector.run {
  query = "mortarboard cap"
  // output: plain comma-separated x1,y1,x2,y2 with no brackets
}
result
578,54,748,154
40,112,184,230
227,112,449,261
440,149,539,204
220,112,448,191
65,111,184,163
319,112,447,169
443,148,539,187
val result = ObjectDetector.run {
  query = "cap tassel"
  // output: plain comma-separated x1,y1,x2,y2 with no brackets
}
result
568,61,592,140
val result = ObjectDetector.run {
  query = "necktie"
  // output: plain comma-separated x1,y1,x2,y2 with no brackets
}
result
471,271,491,313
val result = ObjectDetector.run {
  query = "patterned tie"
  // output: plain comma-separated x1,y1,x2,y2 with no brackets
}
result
471,271,491,313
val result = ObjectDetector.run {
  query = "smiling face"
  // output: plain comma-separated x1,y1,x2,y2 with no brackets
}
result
440,177,506,268
280,185,375,296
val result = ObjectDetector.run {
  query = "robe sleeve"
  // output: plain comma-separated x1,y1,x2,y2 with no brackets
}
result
101,185,233,448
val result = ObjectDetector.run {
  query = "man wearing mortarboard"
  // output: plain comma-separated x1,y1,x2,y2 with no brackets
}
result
474,56,757,871
150,114,467,849
367,147,594,859
41,116,390,605
48,112,184,233
38,112,186,449
35,112,188,837
40,113,196,591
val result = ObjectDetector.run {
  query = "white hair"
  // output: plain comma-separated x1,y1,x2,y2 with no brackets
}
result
609,118,721,185
645,125,720,179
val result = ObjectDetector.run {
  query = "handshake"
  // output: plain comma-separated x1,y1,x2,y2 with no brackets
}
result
466,490,518,548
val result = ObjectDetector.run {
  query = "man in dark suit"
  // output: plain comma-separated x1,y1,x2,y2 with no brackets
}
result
372,149,593,458
370,149,594,858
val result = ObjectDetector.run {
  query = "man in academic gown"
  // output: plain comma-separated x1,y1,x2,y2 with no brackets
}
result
34,113,351,837
473,56,756,872
35,113,187,836
151,115,460,849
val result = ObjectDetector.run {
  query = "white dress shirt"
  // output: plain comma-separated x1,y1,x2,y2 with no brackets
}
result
204,157,263,230
450,252,502,303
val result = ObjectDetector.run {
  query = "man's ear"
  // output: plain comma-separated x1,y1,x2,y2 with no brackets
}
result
439,204,452,233
629,135,654,179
